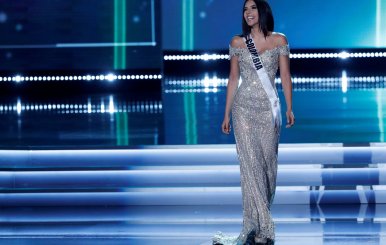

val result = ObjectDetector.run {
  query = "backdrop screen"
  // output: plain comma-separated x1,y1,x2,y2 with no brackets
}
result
0,0,161,72
162,0,386,50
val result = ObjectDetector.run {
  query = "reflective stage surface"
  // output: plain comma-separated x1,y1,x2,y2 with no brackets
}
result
1,205,386,245
0,145,385,244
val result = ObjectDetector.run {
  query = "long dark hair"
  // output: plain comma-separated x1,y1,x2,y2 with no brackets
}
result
242,0,274,38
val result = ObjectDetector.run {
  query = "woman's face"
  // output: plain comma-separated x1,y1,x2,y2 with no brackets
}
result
244,0,259,27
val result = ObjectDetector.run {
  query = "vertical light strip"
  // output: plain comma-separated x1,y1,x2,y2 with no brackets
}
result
190,92,197,144
114,0,126,69
116,112,122,145
341,70,348,93
124,112,129,145
121,0,126,68
382,0,386,46
189,0,194,50
376,0,381,47
114,0,119,68
184,92,197,144
116,112,129,146
182,0,187,50
122,112,129,145
376,90,385,142
184,92,191,143
151,0,156,44
182,0,194,50
376,0,385,142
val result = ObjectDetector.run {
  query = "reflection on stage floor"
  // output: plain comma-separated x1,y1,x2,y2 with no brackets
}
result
0,205,385,245
0,73,385,148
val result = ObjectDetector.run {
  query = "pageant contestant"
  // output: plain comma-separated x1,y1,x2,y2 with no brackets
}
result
215,0,295,244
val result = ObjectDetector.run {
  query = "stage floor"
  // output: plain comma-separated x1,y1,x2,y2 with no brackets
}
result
0,144,385,244
0,205,385,245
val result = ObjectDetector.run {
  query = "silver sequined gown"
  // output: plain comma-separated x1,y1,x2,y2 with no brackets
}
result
214,44,289,245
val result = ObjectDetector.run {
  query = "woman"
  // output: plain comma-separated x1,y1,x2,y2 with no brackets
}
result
214,0,295,244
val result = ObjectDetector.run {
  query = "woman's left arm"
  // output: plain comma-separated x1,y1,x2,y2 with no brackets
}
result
277,34,295,128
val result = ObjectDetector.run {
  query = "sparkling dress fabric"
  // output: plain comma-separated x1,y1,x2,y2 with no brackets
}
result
214,44,289,245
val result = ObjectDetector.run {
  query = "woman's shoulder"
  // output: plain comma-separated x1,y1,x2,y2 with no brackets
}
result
230,35,245,48
228,35,246,59
271,32,288,46
271,32,290,56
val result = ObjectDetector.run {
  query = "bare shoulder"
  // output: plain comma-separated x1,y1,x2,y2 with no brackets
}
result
230,36,244,48
272,32,288,46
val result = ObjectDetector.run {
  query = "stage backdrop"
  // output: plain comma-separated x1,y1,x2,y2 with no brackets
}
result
162,0,386,50
0,0,161,72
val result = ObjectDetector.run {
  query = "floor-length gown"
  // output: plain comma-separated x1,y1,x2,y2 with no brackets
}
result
213,42,290,245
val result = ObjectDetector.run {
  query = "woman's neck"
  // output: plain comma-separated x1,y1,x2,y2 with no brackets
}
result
250,27,265,39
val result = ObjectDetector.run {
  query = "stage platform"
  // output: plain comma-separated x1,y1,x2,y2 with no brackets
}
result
0,144,385,244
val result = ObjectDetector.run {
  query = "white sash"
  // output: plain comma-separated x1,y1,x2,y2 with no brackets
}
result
244,34,282,130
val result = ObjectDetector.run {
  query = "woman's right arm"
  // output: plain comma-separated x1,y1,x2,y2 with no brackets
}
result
222,37,241,134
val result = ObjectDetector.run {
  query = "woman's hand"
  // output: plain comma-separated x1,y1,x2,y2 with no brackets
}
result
286,111,295,128
222,116,231,134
